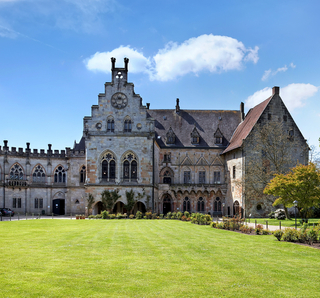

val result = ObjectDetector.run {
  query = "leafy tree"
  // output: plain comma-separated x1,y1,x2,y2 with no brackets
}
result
101,189,121,212
264,163,320,219
124,189,136,214
87,194,95,215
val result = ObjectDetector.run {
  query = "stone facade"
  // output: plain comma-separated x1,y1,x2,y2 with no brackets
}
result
0,59,308,217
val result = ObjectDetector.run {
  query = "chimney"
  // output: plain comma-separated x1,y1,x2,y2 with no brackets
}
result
240,102,245,121
272,86,280,95
176,98,180,113
3,140,8,150
146,103,150,109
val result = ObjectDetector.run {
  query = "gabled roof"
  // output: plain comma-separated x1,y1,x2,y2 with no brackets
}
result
222,96,272,154
147,109,241,148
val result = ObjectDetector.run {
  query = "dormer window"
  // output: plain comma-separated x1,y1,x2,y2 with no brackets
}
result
191,126,200,145
166,127,176,145
214,127,224,145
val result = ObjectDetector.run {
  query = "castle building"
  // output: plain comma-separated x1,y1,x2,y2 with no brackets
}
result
0,58,308,217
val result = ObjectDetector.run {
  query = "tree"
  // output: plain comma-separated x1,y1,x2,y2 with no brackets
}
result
101,189,121,212
264,163,320,219
239,121,307,218
87,194,95,215
124,189,136,214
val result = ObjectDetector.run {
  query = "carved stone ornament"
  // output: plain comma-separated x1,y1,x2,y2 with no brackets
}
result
111,92,128,109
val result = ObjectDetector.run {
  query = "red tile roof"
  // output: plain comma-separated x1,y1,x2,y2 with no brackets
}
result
223,96,272,154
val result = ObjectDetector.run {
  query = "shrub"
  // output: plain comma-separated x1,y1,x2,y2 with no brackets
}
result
210,221,217,228
145,212,152,219
282,228,299,242
268,211,275,219
217,222,225,229
273,230,283,241
255,224,263,235
101,210,109,219
129,214,134,219
171,212,176,219
184,211,190,218
176,211,183,220
95,214,102,219
191,217,197,224
239,225,254,234
160,214,164,219
262,229,270,235
205,214,212,223
275,209,286,220
181,215,186,221
297,230,307,243
166,212,172,219
143,216,147,219
109,214,116,219
307,229,318,245
152,213,157,219
88,215,95,219
135,211,143,219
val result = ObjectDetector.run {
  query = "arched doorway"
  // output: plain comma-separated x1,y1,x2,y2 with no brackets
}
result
133,201,146,214
113,201,127,214
233,201,240,216
92,201,104,215
163,194,172,215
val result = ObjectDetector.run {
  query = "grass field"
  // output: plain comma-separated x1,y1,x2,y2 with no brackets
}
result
1,220,320,298
247,218,320,228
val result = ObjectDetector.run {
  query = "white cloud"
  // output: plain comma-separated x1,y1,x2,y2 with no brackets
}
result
261,63,296,81
84,34,259,81
245,83,318,112
84,46,151,75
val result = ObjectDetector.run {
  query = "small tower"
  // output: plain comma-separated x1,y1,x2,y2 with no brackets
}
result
111,57,129,87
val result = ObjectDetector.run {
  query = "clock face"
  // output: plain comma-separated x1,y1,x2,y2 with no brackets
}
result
111,92,128,109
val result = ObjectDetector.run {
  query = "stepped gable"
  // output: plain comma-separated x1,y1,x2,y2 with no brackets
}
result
223,96,272,154
148,109,241,148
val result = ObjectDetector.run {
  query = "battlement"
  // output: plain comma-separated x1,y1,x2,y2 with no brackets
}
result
0,141,85,158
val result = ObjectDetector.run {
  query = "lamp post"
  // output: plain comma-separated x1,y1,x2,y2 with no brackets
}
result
293,200,298,230
222,203,225,217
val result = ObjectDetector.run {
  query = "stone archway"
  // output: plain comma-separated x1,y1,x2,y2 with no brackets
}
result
133,201,146,214
113,201,127,214
233,200,240,216
92,201,104,215
162,193,172,215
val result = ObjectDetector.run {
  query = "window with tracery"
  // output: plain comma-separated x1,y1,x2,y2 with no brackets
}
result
183,197,191,212
10,164,24,180
184,171,191,184
214,197,221,212
197,197,205,212
122,152,138,181
54,166,66,183
101,152,116,181
199,171,206,184
163,170,172,184
214,171,220,183
124,119,132,132
107,119,115,132
32,165,46,183
191,126,200,144
166,127,176,144
80,165,86,183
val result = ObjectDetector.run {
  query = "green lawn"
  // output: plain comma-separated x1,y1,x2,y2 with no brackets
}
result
247,218,320,228
1,220,320,297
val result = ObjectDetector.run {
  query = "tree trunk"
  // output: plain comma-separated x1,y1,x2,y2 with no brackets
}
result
283,206,291,220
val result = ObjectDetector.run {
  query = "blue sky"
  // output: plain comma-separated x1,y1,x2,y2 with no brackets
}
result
0,0,319,151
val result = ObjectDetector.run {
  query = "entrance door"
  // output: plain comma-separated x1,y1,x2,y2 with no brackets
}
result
53,199,65,215
163,194,172,215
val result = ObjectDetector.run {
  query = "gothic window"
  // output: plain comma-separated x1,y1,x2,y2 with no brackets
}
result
32,165,46,183
18,198,21,208
124,118,132,132
80,165,86,183
191,126,200,144
214,127,224,145
232,166,236,179
163,170,172,184
39,198,43,209
166,127,176,145
35,198,38,209
122,152,138,182
183,197,191,212
197,197,205,212
54,166,66,183
214,197,221,212
214,171,221,183
184,171,191,184
107,119,115,132
13,198,16,208
9,163,24,180
101,152,116,181
199,171,206,184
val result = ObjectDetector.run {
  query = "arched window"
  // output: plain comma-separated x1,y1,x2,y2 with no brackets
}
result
32,165,46,183
80,165,86,183
214,197,221,212
54,166,66,183
197,197,205,212
124,118,132,132
163,170,172,184
183,197,190,212
122,152,138,182
107,119,115,132
101,152,116,181
10,163,24,180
